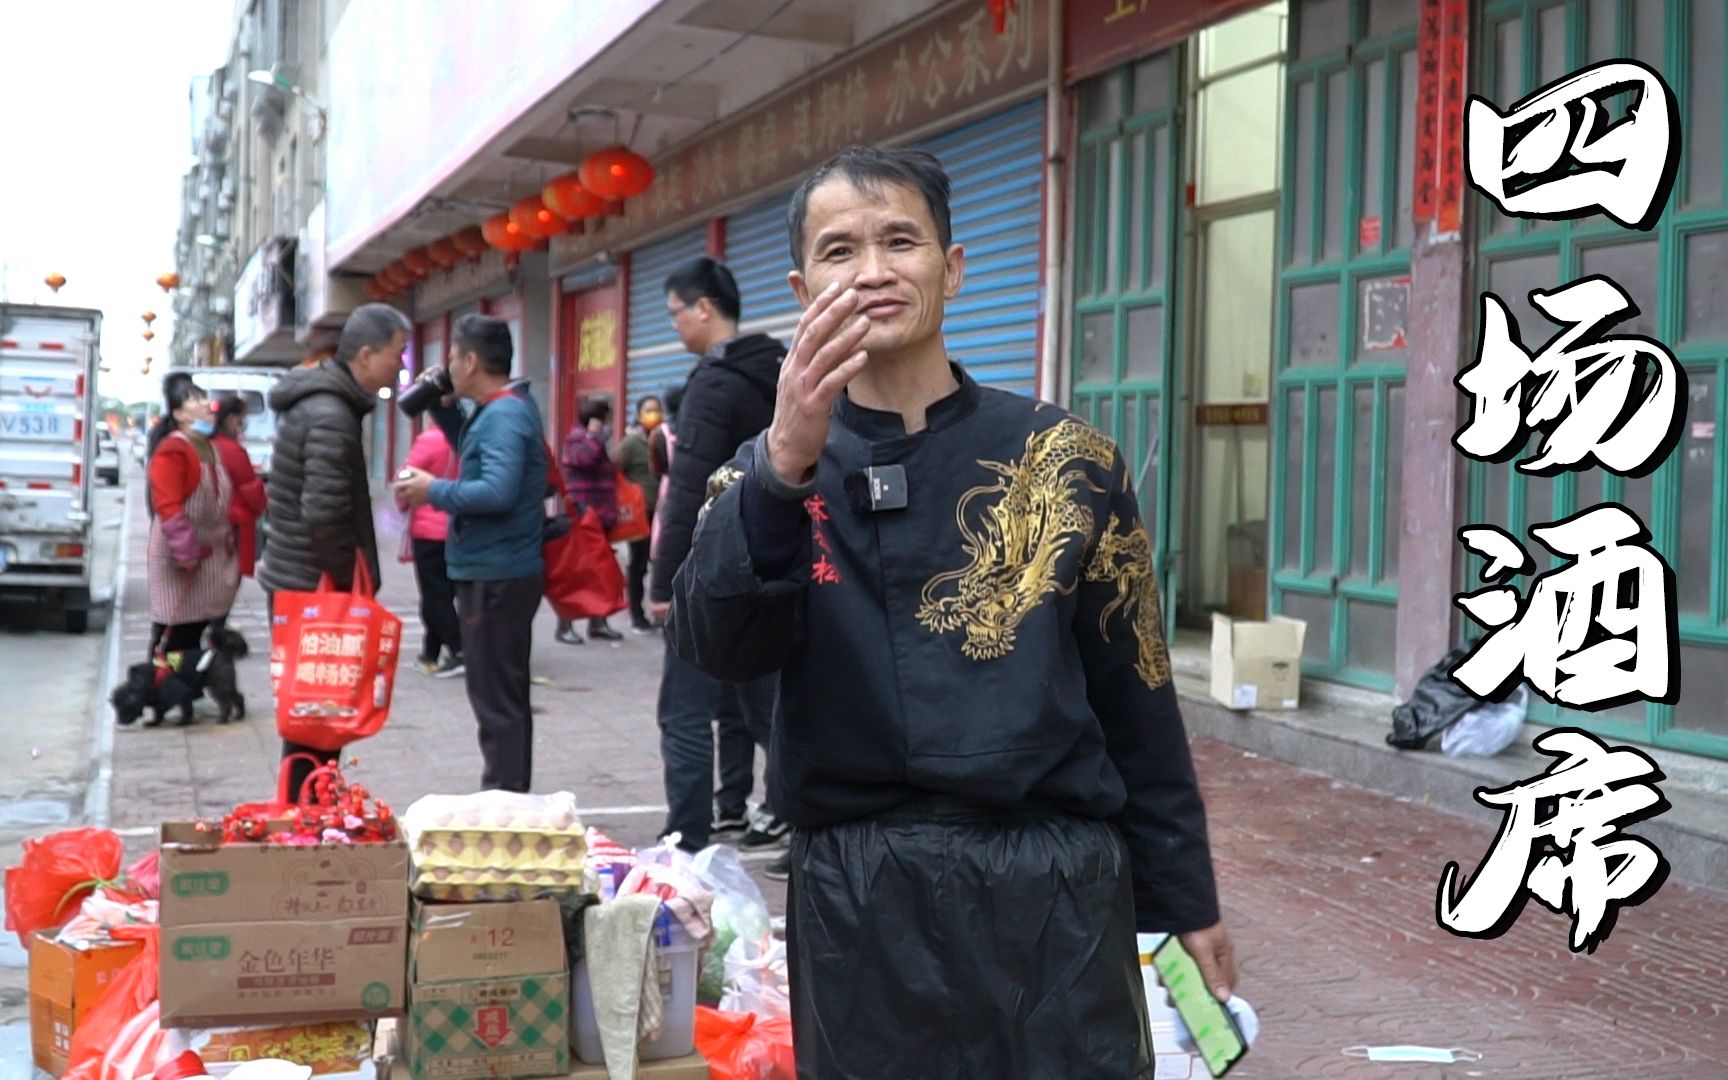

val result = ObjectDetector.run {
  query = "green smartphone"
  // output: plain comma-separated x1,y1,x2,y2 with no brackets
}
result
1151,936,1248,1078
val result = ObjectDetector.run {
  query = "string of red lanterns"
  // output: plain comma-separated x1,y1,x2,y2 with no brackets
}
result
363,145,655,297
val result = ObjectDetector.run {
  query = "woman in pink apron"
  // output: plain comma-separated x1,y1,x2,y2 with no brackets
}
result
146,377,240,656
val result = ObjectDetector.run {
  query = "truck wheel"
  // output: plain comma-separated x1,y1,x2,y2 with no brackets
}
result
62,588,91,634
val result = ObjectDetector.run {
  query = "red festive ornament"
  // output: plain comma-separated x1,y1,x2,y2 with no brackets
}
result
142,329,155,341
579,146,655,199
157,272,180,293
44,272,66,293
451,225,489,259
142,311,157,325
402,246,435,275
365,279,389,302
482,212,535,252
427,237,461,269
542,172,607,220
509,195,567,239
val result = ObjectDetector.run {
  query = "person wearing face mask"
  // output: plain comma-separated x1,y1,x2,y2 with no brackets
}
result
613,395,663,634
554,397,622,644
668,147,1236,1078
145,376,240,671
395,314,548,793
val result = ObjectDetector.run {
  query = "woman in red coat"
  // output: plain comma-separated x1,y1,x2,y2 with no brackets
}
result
211,395,266,577
146,376,240,658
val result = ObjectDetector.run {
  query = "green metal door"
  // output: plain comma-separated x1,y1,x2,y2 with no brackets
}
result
1271,0,1419,691
1071,53,1183,635
1471,0,1728,760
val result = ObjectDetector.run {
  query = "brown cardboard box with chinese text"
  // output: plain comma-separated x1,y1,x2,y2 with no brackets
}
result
404,899,570,1080
158,821,409,1027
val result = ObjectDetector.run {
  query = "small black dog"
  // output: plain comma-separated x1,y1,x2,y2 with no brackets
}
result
207,625,250,659
111,642,246,728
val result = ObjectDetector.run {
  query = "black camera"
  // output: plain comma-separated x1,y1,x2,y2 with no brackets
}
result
398,366,454,417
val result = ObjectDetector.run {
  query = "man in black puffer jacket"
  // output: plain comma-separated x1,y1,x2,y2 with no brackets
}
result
646,257,787,860
260,303,410,791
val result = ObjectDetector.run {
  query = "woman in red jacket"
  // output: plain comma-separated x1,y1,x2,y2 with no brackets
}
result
146,376,240,662
212,396,266,578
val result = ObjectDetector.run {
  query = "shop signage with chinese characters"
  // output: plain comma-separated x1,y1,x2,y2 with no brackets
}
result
1063,0,1265,83
553,0,1048,267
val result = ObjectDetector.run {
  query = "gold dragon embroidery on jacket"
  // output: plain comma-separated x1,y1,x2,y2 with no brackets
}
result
916,419,1115,660
1084,513,1172,691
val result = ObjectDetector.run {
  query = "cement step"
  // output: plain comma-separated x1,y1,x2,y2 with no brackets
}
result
1167,634,1728,891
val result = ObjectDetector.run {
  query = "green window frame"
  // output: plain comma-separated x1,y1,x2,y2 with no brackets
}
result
1471,0,1728,760
1271,0,1418,690
1071,53,1184,637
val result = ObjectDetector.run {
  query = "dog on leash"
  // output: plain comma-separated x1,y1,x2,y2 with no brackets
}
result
111,640,247,728
207,625,250,659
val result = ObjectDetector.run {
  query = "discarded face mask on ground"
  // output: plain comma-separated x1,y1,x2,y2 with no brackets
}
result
1343,1044,1484,1063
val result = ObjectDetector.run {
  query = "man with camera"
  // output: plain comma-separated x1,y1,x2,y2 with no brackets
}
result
395,314,547,792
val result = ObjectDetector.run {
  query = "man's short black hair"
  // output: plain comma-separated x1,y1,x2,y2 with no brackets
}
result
786,146,953,271
452,314,513,376
580,397,612,425
636,394,662,413
663,257,741,323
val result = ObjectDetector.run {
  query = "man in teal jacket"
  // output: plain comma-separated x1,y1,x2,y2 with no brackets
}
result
396,314,546,791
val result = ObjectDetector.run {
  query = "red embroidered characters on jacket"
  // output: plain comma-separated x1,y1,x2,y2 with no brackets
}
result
806,494,842,585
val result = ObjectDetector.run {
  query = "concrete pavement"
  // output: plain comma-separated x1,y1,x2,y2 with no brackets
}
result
23,475,1728,1076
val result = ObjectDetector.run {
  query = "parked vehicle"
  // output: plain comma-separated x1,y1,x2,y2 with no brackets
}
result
0,303,102,632
95,426,120,485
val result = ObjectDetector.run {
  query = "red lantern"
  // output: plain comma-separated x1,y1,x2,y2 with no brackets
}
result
427,238,461,269
142,330,155,342
451,225,489,259
542,173,607,220
365,279,389,302
381,263,412,289
510,196,566,239
402,246,435,275
44,272,66,293
482,213,535,252
142,311,156,325
157,272,180,293
579,146,655,199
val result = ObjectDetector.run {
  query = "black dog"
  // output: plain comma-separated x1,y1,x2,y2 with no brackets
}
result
206,625,250,659
111,642,246,728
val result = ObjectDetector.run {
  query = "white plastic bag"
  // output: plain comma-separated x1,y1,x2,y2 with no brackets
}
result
719,935,791,1020
1441,686,1529,757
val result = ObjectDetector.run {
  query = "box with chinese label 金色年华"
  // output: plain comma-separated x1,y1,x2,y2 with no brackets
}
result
157,821,409,1028
28,932,146,1075
404,898,570,1080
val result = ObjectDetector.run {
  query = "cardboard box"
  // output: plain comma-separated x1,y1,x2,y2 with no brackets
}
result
563,1052,710,1079
158,822,410,1028
185,1019,377,1079
406,899,570,1080
1210,613,1306,710
28,933,147,1075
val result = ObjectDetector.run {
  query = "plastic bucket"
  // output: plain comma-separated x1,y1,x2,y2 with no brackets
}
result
572,904,700,1065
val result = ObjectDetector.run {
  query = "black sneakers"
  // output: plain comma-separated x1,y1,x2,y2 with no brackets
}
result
763,852,791,881
711,810,750,838
740,811,791,849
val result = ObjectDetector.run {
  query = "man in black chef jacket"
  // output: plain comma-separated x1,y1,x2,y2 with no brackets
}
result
669,145,1235,1078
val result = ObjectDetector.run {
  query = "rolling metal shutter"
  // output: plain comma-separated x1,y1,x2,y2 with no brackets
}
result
726,193,803,346
625,226,709,407
720,98,1046,395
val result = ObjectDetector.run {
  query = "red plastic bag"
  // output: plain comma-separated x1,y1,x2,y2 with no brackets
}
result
607,468,651,544
694,1006,795,1080
270,556,404,752
63,923,161,1080
547,507,627,620
4,827,125,946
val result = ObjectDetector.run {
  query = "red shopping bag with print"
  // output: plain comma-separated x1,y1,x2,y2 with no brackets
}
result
270,555,403,751
542,442,627,620
607,468,652,543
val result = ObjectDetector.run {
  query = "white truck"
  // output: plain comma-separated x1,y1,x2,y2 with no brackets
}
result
0,303,102,632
